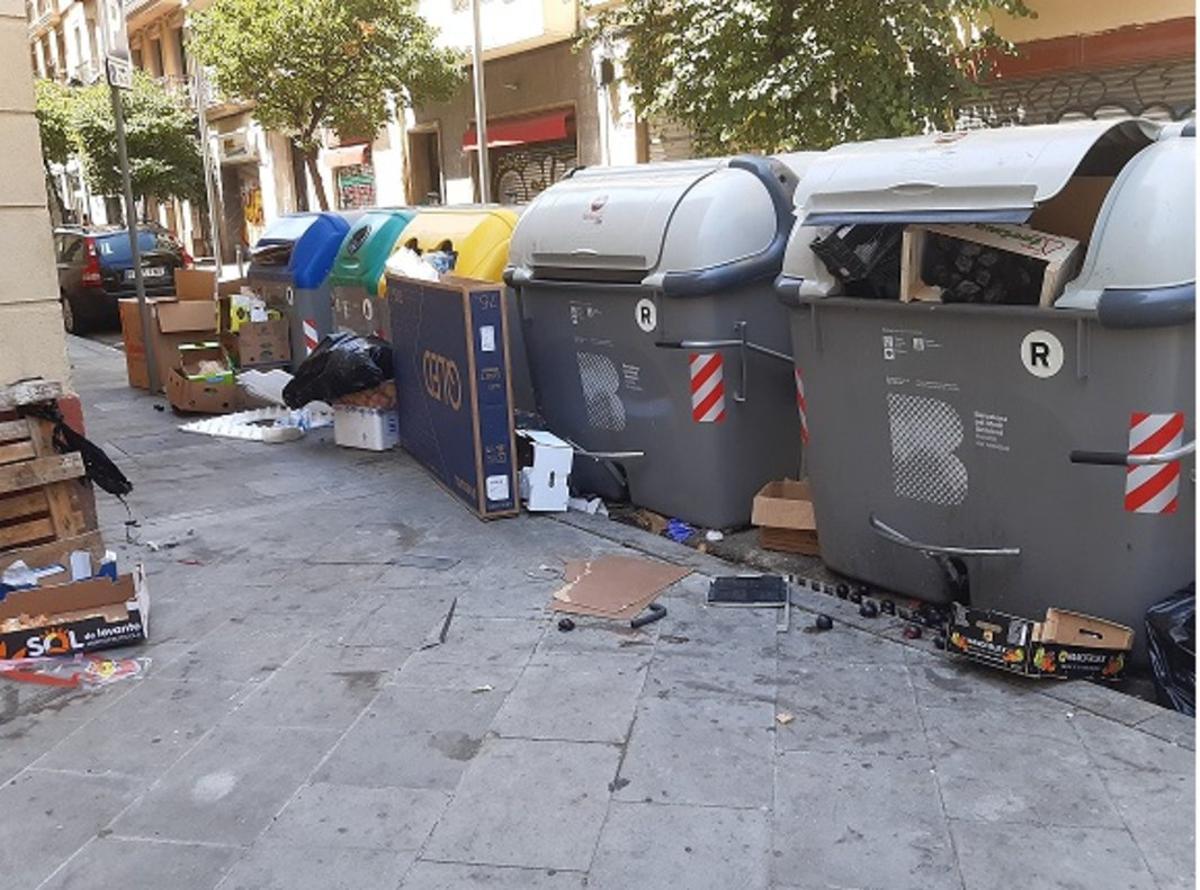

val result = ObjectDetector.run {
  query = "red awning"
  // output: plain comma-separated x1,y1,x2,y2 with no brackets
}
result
463,110,573,151
321,143,369,168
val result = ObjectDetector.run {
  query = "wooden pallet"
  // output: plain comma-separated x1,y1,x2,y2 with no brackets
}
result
0,380,103,574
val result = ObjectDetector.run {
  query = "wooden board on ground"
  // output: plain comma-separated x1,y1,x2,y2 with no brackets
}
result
0,529,105,575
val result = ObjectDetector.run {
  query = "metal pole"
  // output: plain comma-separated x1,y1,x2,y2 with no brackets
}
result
111,85,159,393
469,0,490,203
190,58,222,290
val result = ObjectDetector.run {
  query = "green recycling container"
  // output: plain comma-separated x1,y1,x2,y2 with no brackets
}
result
328,208,414,340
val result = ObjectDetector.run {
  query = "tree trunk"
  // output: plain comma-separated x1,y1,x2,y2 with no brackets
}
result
305,150,329,211
42,158,66,225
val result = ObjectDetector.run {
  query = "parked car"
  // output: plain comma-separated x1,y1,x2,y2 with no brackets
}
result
55,226,192,334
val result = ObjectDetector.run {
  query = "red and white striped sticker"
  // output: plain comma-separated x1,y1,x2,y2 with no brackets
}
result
302,319,319,355
1124,411,1185,514
795,368,809,443
689,353,726,423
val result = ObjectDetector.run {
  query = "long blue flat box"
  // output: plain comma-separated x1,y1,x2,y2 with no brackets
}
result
387,275,518,519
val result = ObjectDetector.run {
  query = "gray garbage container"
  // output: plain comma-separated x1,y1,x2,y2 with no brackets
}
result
247,211,355,370
776,119,1194,662
506,153,816,529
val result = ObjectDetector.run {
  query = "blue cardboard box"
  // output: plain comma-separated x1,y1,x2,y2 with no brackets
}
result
388,275,518,519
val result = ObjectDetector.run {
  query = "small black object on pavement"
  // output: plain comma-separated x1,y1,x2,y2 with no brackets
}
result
557,617,576,632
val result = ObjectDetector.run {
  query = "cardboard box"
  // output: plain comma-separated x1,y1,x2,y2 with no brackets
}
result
235,319,291,367
119,298,218,392
0,566,149,659
333,404,399,451
517,429,573,512
901,223,1082,307
165,343,239,414
173,268,245,301
751,480,819,556
948,604,1133,681
388,275,518,519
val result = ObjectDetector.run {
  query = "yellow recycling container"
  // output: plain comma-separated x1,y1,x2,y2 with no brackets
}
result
381,206,520,294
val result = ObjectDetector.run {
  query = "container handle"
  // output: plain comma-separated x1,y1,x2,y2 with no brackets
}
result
1070,439,1195,467
869,514,1021,558
656,322,792,404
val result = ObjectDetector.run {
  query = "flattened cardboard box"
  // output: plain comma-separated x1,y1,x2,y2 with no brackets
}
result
388,274,518,519
948,604,1132,681
0,565,149,659
752,480,820,556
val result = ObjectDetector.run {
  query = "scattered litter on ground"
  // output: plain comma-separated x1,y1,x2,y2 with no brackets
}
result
526,564,564,581
237,368,294,407
705,530,724,543
0,654,149,688
180,405,332,443
859,600,879,619
557,617,575,632
420,598,457,650
471,684,494,694
311,554,459,571
283,332,394,408
903,624,923,640
629,602,667,629
552,555,690,622
813,614,834,632
775,711,795,726
567,496,608,517
665,518,695,543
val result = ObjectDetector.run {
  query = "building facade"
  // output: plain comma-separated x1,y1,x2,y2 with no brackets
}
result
967,0,1195,124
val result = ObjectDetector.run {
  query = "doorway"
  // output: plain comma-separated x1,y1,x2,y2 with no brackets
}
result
408,129,443,205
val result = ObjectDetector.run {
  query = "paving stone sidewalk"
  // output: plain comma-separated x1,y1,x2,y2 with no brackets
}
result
1,335,1193,890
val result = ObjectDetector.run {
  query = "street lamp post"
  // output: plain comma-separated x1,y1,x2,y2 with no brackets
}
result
470,0,490,203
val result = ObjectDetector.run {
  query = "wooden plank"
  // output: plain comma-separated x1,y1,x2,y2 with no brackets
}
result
0,529,104,575
0,379,64,410
0,440,36,465
0,516,55,550
25,416,96,539
0,419,31,443
0,490,50,523
0,453,85,495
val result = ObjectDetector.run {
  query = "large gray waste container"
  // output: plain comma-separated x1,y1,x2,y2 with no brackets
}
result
776,119,1194,662
506,154,815,528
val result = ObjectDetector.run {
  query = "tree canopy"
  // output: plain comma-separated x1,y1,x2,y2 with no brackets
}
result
589,0,1032,154
190,0,462,209
33,72,205,215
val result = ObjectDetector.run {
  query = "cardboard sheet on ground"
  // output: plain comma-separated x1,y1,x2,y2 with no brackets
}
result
552,555,690,620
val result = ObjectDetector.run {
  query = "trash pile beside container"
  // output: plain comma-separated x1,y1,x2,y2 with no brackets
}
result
110,116,1194,682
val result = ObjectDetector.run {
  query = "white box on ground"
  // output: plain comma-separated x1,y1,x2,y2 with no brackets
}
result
517,429,573,512
334,404,399,451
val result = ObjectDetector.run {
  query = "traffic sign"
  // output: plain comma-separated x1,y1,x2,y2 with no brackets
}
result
100,0,132,90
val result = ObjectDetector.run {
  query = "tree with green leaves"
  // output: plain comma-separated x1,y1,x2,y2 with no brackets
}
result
34,79,75,220
71,71,206,211
190,0,461,210
588,1,1032,154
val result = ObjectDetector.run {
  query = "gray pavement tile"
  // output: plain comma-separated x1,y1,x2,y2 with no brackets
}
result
905,655,1044,710
35,678,246,777
233,652,385,731
393,658,526,694
1038,680,1168,727
154,630,302,684
0,715,85,784
315,685,504,790
775,663,928,756
39,837,241,890
493,653,648,743
773,750,959,890
950,820,1157,890
614,692,774,808
644,640,777,704
779,614,911,669
1071,715,1196,888
410,615,546,668
399,861,587,889
0,770,140,886
924,710,1122,828
532,616,658,659
588,801,769,890
111,724,341,845
216,844,414,890
921,699,1082,753
1134,709,1196,750
454,582,560,620
423,737,619,870
262,782,448,852
337,590,461,650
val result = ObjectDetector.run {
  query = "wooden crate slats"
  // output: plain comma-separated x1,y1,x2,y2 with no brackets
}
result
0,530,105,575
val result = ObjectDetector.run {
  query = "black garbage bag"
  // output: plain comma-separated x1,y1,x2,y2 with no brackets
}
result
282,333,394,408
1146,583,1195,716
19,403,132,497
